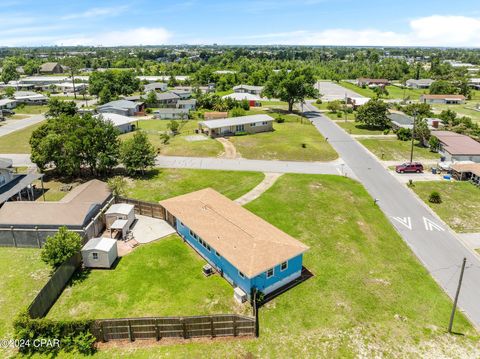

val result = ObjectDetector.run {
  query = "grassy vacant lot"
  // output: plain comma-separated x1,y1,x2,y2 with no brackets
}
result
359,138,441,161
120,120,223,157
413,181,480,233
0,248,49,357
0,121,43,153
83,174,476,358
229,111,338,161
48,236,238,320
125,168,264,202
432,102,480,124
336,120,384,135
339,81,426,100
14,104,48,114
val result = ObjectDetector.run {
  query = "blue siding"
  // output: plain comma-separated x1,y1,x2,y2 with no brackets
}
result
175,218,303,296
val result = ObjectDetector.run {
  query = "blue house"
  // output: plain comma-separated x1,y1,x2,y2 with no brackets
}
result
160,188,309,300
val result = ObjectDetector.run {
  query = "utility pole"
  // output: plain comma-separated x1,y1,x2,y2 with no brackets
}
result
409,110,417,163
344,92,348,123
448,257,467,334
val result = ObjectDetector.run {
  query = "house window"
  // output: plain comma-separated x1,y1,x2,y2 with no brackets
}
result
206,244,211,252
189,230,194,237
251,122,256,127
280,261,288,271
262,121,268,126
238,271,245,278
266,268,274,278
92,252,98,260
215,251,221,257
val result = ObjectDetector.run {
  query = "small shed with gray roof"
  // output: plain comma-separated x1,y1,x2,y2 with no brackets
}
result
81,237,118,268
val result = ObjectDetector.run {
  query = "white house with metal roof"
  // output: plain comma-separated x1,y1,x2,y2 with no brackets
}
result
199,114,274,137
96,113,138,133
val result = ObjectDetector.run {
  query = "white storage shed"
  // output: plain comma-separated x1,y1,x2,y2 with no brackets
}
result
81,237,118,268
105,203,136,239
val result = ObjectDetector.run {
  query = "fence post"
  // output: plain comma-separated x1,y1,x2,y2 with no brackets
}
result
233,316,237,337
100,322,107,342
210,317,215,338
155,319,161,341
181,318,187,339
128,320,134,342
151,203,154,217
35,226,41,248
10,226,17,247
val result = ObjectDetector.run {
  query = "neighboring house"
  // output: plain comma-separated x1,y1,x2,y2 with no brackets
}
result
56,82,87,93
96,113,138,133
0,99,17,110
346,96,369,109
13,91,48,104
105,203,136,237
432,131,480,162
171,89,191,99
154,108,189,120
356,78,389,87
405,79,434,89
420,94,466,104
176,99,197,110
155,92,180,107
204,111,228,120
388,112,442,130
144,82,167,92
97,100,145,116
0,158,43,205
199,114,274,137
0,179,113,245
17,76,68,91
160,188,309,300
233,85,263,96
450,163,480,185
81,237,118,269
39,62,64,74
468,78,480,90
223,92,261,102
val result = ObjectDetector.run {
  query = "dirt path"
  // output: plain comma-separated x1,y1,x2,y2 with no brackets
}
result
235,172,283,205
216,137,239,159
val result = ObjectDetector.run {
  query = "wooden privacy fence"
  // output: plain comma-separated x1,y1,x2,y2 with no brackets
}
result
91,314,256,342
115,196,165,219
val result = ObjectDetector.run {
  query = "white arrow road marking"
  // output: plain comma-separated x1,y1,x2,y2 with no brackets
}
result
392,216,412,230
423,217,445,232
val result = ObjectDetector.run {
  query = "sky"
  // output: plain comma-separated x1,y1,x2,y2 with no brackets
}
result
1,0,480,47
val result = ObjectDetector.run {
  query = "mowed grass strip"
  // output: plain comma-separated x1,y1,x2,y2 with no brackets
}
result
125,168,265,202
336,120,385,135
0,121,43,153
120,120,224,157
229,112,338,161
80,174,476,358
359,138,441,161
0,248,49,357
47,236,237,320
412,181,480,233
339,81,427,100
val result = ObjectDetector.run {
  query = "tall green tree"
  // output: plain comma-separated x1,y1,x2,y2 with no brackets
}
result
263,68,318,112
46,98,78,117
355,99,389,129
1,58,19,84
41,227,83,269
429,80,455,95
120,131,156,175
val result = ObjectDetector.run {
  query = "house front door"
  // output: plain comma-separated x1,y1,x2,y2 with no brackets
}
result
235,124,244,132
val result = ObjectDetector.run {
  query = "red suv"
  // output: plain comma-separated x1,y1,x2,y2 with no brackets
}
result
395,162,424,173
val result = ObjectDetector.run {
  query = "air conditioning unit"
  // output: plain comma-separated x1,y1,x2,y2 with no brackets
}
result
202,264,213,277
234,287,247,303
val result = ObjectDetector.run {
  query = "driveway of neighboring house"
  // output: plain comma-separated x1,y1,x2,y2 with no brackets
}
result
0,114,45,138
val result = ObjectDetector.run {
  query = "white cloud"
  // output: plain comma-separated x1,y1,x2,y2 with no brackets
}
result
61,6,129,20
55,27,173,46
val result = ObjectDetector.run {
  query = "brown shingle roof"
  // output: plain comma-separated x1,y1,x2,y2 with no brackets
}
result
432,131,480,155
160,188,309,278
0,179,111,227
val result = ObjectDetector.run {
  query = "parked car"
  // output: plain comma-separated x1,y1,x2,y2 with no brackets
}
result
395,162,424,173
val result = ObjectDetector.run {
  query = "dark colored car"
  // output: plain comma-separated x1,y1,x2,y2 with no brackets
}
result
395,162,424,173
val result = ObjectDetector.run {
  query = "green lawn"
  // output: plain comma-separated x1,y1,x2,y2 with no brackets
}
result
0,248,49,358
48,236,238,320
432,102,480,124
0,121,43,153
359,138,441,161
120,120,224,157
339,81,427,100
229,111,338,161
336,120,385,135
14,105,48,114
80,174,476,358
412,181,480,233
125,168,264,202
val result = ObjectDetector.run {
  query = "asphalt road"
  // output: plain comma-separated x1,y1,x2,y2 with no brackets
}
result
304,102,480,329
0,114,45,138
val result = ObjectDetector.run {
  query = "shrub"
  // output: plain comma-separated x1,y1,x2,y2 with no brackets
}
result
145,108,152,114
160,133,170,144
336,112,342,118
301,143,307,148
429,191,442,204
235,131,248,136
396,128,412,141
107,176,127,196
383,128,390,135
13,311,96,355
315,99,322,104
41,227,83,269
275,116,285,123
